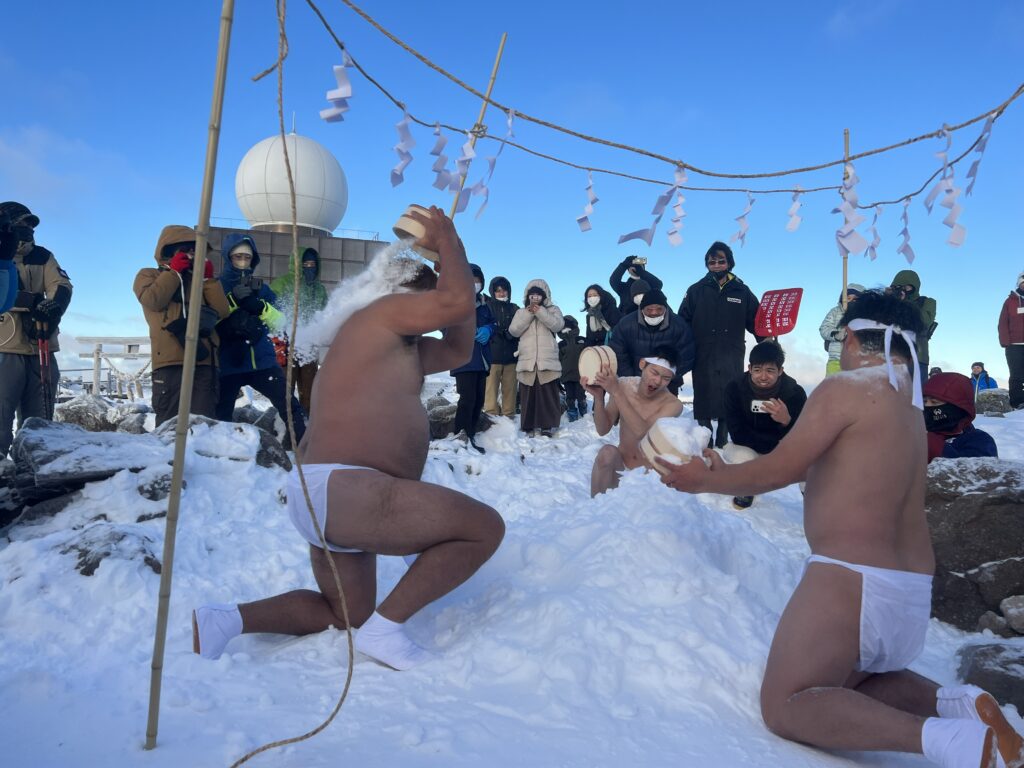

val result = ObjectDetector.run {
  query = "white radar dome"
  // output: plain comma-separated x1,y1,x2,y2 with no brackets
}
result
235,132,348,234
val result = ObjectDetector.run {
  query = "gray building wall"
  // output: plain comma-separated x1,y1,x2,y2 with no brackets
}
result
208,226,389,291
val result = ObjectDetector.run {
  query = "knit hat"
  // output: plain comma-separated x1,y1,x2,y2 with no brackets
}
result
639,289,668,310
705,241,734,270
0,201,39,228
971,362,984,369
629,279,651,300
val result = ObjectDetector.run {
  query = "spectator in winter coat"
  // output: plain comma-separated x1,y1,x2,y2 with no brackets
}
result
509,279,564,435
889,269,937,382
969,362,997,401
582,284,621,347
135,225,229,427
610,255,663,315
451,264,497,452
558,315,587,421
722,341,807,509
584,344,683,496
998,271,1024,409
0,202,73,457
269,247,329,418
818,283,864,376
610,289,694,396
216,234,307,446
923,372,997,463
483,276,518,418
678,241,761,448
0,210,20,314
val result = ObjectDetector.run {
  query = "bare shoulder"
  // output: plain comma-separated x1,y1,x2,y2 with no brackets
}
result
659,392,684,416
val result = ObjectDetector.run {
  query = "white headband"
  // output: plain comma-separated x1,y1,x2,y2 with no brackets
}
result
845,319,923,409
642,357,677,374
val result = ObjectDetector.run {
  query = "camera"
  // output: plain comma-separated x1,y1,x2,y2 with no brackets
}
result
631,256,647,267
751,399,769,413
239,272,263,291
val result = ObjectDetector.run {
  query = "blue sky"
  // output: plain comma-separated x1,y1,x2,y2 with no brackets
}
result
4,0,1022,384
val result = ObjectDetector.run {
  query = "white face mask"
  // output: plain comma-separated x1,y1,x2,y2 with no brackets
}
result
587,296,600,308
474,282,483,294
634,294,644,306
496,295,509,302
643,313,664,326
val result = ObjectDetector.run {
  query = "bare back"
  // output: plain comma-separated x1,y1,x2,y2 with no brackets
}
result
800,366,934,573
300,301,431,479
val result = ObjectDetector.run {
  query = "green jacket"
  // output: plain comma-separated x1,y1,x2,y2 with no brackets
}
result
892,269,937,364
269,247,329,324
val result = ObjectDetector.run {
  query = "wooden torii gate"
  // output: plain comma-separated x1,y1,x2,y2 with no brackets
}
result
75,336,151,398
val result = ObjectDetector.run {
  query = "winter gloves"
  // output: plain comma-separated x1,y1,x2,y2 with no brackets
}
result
474,326,493,345
169,250,215,279
31,298,63,326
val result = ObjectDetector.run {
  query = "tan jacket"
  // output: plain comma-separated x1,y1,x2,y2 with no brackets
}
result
133,225,230,370
0,246,73,355
509,278,564,374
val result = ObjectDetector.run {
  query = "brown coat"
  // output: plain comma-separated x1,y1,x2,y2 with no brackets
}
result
133,225,230,370
0,246,73,355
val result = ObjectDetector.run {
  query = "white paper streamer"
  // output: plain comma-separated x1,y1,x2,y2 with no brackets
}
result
923,126,966,246
617,167,684,247
864,205,882,261
831,163,868,259
576,171,598,232
450,133,476,213
319,53,354,123
471,109,515,220
965,114,994,196
666,166,687,246
785,186,803,232
390,111,416,187
730,192,756,247
429,122,452,191
896,198,916,264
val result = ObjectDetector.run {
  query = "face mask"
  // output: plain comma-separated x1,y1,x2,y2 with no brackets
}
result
303,265,318,283
496,295,509,302
12,225,34,245
633,294,644,306
587,296,600,308
474,282,483,294
643,313,664,326
924,403,965,433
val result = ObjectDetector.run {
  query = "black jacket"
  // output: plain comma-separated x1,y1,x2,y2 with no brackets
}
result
609,258,664,315
608,309,695,385
724,372,806,454
485,276,519,365
583,286,622,347
678,273,761,420
558,329,586,383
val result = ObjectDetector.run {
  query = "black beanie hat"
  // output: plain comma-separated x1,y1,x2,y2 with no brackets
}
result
0,201,39,228
640,289,668,310
705,241,734,270
630,279,651,299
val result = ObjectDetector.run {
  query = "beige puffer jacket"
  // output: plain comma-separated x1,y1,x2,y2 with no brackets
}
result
509,278,564,373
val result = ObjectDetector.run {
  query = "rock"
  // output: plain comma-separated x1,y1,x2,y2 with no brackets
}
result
1000,595,1024,634
232,404,279,434
427,404,495,440
116,413,148,434
927,458,1024,630
975,388,1011,415
54,394,120,432
154,414,291,472
137,473,177,502
977,611,1016,638
425,395,451,410
58,525,161,577
957,644,1024,714
255,427,292,471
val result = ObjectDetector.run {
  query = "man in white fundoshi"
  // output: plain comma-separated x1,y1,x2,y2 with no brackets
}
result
659,290,1023,768
584,344,683,497
192,206,505,671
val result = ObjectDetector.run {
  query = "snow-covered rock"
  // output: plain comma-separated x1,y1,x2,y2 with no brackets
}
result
958,643,1024,712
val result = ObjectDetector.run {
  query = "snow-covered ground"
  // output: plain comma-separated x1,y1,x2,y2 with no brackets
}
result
1,379,1022,768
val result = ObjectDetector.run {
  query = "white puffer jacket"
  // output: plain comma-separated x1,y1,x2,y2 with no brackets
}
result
509,278,564,373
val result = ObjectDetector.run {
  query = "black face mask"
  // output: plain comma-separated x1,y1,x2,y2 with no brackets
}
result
12,225,34,245
924,403,967,433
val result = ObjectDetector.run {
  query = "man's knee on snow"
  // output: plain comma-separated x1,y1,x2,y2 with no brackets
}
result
595,444,622,471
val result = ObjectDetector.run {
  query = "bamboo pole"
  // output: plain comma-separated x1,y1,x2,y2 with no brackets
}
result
144,0,235,750
449,33,508,218
841,128,850,310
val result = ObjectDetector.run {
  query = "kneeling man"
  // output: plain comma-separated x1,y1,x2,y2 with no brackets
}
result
722,340,807,509
193,206,505,670
585,345,683,497
659,291,1022,768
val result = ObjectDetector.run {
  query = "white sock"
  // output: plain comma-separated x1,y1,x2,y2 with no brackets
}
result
193,603,243,660
921,717,995,768
354,611,435,671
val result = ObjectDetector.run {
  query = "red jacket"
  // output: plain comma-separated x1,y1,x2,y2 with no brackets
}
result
998,289,1024,347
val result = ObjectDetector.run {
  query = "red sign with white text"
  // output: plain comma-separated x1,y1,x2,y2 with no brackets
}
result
755,288,803,337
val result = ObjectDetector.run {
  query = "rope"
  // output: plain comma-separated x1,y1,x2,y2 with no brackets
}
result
324,0,1024,180
304,0,1014,210
229,1,355,765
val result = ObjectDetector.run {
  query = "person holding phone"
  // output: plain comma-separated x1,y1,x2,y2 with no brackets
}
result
721,340,806,509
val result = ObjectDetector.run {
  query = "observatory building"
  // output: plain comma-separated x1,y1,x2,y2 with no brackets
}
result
209,132,385,287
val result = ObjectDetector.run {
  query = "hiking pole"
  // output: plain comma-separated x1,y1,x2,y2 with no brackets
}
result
36,320,51,418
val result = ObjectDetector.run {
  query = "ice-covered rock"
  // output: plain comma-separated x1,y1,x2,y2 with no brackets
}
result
958,643,1024,713
975,388,1011,415
1000,595,1024,634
